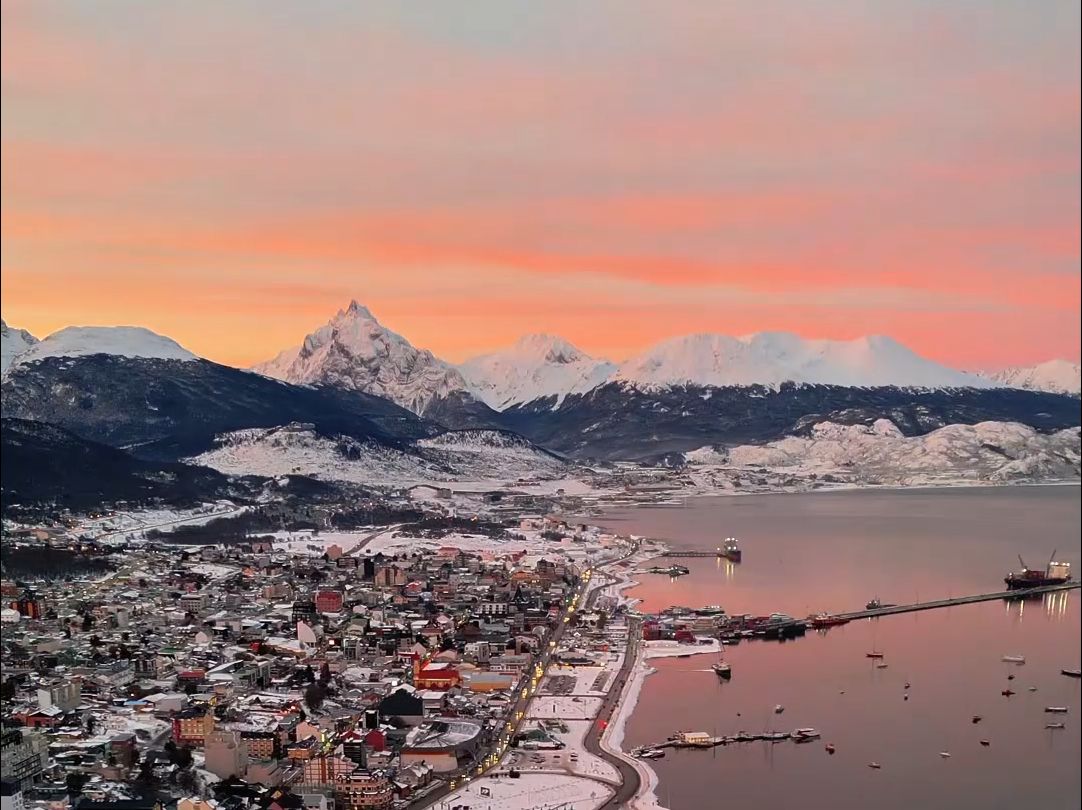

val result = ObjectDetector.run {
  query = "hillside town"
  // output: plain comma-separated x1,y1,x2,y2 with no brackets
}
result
1,509,658,810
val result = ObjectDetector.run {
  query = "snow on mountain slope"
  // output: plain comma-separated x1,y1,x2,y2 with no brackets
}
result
190,423,568,486
459,334,616,409
685,419,1080,486
1,319,39,374
981,360,1080,395
612,332,990,390
253,301,470,414
9,326,197,368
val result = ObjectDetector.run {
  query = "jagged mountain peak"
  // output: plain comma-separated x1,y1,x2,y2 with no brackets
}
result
460,334,616,411
253,301,470,415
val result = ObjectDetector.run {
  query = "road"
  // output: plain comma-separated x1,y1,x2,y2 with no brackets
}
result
583,616,642,809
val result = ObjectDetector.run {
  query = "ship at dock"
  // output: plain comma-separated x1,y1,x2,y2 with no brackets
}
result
1004,553,1072,590
719,536,742,562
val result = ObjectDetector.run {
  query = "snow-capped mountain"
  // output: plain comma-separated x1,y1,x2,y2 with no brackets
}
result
685,419,1080,487
253,301,472,415
981,359,1080,395
9,325,198,368
611,332,990,390
1,319,39,374
459,334,617,409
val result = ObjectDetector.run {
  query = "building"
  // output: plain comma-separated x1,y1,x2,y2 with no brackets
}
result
411,659,460,690
204,729,248,779
1,782,24,810
334,771,393,810
315,591,343,614
399,719,481,773
172,708,215,746
37,680,82,712
0,730,47,789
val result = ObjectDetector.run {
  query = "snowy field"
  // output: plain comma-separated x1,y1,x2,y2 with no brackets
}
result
439,772,613,810
527,695,604,721
72,502,245,544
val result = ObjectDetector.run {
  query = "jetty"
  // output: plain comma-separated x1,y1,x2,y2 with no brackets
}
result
836,582,1079,621
657,551,729,558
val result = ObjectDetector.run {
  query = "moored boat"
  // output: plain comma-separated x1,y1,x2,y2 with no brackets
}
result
1062,669,1082,678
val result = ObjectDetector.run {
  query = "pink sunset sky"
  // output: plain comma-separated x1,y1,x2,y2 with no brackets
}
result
2,1,1079,369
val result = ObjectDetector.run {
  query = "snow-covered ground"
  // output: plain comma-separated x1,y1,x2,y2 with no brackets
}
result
189,424,571,488
643,638,722,660
439,772,613,810
70,502,245,544
684,420,1080,490
1,318,38,374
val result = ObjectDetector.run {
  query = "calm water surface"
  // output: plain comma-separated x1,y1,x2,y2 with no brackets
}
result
597,486,1081,810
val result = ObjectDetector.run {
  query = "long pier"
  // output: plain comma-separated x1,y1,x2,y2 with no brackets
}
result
836,581,1079,621
658,551,730,558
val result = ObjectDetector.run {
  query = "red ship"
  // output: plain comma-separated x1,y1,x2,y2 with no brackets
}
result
808,613,850,629
1004,552,1072,590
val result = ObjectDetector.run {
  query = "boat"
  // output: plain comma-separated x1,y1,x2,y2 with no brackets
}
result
1001,655,1025,664
1062,669,1082,678
1045,722,1066,730
1027,686,1038,692
764,732,790,741
720,537,742,562
866,652,885,659
774,704,784,714
1004,553,1072,590
808,612,850,629
792,728,820,740
825,743,836,755
939,752,951,759
971,715,982,724
712,661,732,679
696,605,726,616
866,598,882,610
876,663,889,669
868,762,882,770
979,740,990,747
1044,706,1069,713
1001,689,1015,697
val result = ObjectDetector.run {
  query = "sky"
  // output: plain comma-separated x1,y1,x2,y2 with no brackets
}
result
2,1,1079,369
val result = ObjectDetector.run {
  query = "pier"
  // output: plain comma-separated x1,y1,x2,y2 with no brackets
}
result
657,551,730,558
836,582,1079,621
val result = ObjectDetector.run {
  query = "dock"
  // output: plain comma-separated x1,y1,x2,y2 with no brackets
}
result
836,582,1079,621
657,551,730,558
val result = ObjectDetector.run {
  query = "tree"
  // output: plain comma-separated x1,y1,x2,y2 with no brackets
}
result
174,745,194,769
304,683,326,711
319,662,331,685
81,614,94,632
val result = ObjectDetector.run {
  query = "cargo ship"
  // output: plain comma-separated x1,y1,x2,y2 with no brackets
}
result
1004,553,1072,590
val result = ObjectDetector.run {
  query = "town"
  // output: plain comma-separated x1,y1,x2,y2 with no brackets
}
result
1,502,664,810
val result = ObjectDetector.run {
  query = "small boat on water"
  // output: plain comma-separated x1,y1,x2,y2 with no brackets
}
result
712,661,732,678
825,743,836,755
866,652,885,659
1002,689,1015,697
808,612,850,629
972,715,982,724
774,704,785,714
792,728,821,740
1045,722,1066,730
1027,686,1038,692
1001,655,1026,664
979,740,991,747
868,762,882,770
1044,706,1069,714
939,752,951,759
1062,669,1082,678
876,663,889,670
638,749,666,759
764,732,790,741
